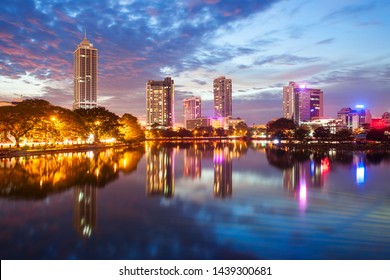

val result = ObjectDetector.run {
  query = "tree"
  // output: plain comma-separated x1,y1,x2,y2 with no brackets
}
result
0,99,49,147
313,126,331,141
74,107,120,143
295,126,310,142
267,118,296,137
215,128,226,137
366,129,385,141
234,122,249,136
177,128,192,138
53,106,88,140
118,113,144,142
335,128,352,141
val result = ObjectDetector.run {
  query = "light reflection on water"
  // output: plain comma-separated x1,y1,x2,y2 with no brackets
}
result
1,141,390,259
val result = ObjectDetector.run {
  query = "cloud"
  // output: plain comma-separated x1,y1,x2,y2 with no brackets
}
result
315,38,334,45
192,79,207,86
255,54,321,66
323,2,377,21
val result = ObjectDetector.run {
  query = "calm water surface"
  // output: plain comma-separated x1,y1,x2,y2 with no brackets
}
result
1,141,390,259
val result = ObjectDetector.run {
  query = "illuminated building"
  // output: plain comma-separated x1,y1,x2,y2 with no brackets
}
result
146,77,174,128
371,118,387,129
183,96,201,129
210,117,229,129
146,143,175,197
73,32,98,110
382,112,390,127
337,106,372,130
214,76,232,118
283,81,323,124
213,146,232,198
186,117,211,130
73,185,96,238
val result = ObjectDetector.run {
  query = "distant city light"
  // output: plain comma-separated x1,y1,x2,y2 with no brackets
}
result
299,84,306,89
356,104,365,109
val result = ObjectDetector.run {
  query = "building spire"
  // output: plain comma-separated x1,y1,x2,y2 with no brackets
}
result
84,29,87,40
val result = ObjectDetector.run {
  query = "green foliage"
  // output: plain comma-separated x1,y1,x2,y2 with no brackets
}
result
335,128,352,141
295,126,310,142
74,107,120,143
0,99,143,146
366,129,386,141
0,99,52,146
267,118,296,135
119,113,145,142
313,126,331,140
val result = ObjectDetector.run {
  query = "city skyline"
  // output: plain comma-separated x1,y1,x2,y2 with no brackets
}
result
1,0,390,125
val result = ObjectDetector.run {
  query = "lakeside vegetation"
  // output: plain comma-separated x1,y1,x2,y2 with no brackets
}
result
1,99,390,158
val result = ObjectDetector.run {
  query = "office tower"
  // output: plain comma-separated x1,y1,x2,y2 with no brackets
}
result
214,76,232,118
73,32,98,110
283,81,323,124
183,96,201,129
146,77,174,127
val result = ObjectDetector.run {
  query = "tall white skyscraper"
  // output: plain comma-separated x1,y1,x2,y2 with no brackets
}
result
214,76,232,118
183,96,201,129
73,33,98,110
283,81,323,124
146,77,174,127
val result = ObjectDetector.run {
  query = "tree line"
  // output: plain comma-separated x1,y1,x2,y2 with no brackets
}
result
0,99,144,147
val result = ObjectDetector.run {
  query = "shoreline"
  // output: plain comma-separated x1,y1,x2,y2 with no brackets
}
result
0,142,144,159
1,139,389,158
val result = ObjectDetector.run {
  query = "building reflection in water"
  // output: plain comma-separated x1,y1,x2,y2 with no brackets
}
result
73,184,96,238
145,143,175,198
354,154,366,185
213,145,232,198
284,157,329,191
183,144,201,179
265,148,331,209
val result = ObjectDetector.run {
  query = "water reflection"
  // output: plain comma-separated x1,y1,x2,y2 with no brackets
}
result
73,185,96,238
1,142,390,259
146,142,175,198
145,141,249,199
213,146,232,198
0,147,144,239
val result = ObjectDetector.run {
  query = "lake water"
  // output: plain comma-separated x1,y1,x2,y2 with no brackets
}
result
1,141,390,260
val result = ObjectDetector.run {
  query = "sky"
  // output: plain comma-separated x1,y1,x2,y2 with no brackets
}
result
1,0,390,126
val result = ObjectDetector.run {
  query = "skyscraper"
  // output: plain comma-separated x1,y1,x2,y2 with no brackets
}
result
183,96,201,129
214,76,232,118
146,77,174,127
73,33,98,110
283,81,323,124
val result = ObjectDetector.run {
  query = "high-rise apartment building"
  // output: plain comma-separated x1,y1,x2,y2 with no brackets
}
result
146,77,174,127
283,81,323,124
214,76,232,118
183,96,201,129
73,33,98,110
